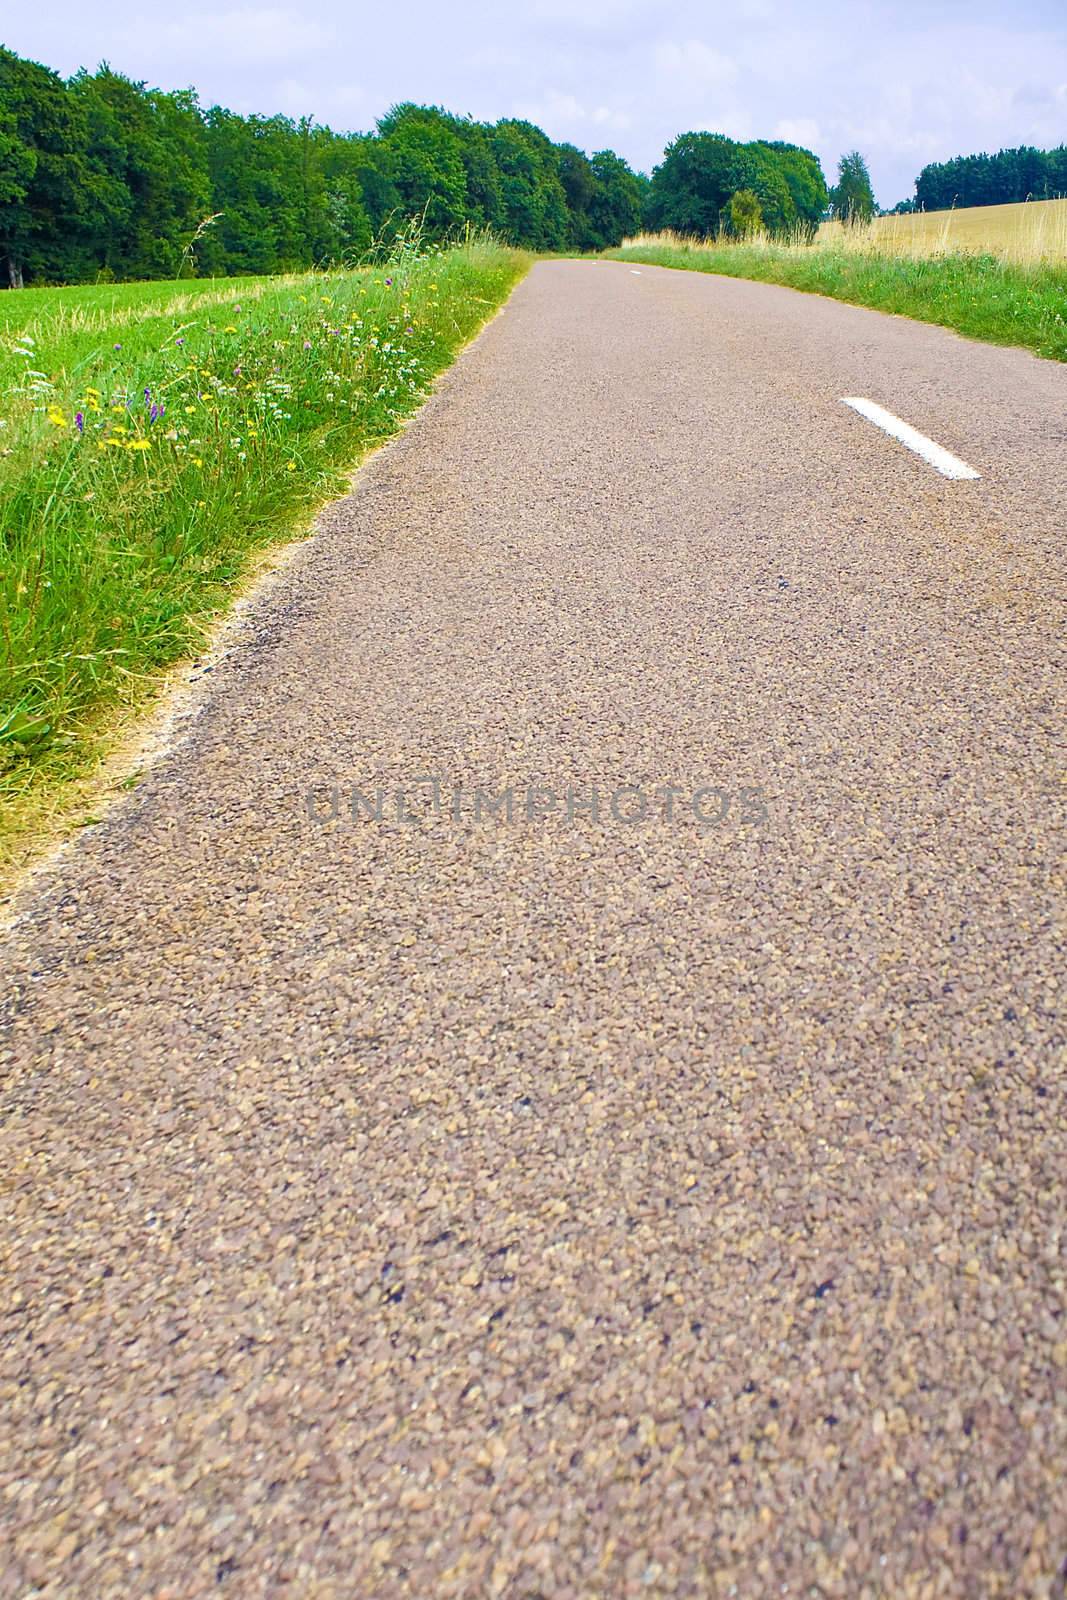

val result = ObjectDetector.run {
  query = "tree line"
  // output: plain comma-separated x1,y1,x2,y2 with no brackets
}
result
0,47,649,286
642,132,835,238
893,145,1067,214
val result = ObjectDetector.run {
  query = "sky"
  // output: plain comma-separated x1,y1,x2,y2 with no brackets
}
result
3,0,1066,205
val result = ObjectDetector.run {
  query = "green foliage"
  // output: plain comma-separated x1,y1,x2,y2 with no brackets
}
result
0,46,647,286
0,241,530,833
759,141,828,234
830,151,876,225
646,131,829,239
914,144,1067,212
587,150,645,248
0,47,94,286
727,189,763,238
646,132,740,235
377,104,469,233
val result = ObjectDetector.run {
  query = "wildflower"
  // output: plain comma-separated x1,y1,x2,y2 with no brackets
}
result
224,325,237,333
126,439,151,451
192,457,204,467
302,341,312,350
75,412,85,433
114,343,122,350
184,406,196,414
144,388,152,405
175,337,185,346
286,460,296,471
384,278,393,286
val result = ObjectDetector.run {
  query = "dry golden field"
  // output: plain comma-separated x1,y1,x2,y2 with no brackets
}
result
817,196,1067,264
623,197,1067,266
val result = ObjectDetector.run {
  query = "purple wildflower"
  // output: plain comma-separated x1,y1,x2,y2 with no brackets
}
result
75,412,84,433
175,337,185,347
303,340,312,350
233,364,242,376
144,388,152,405
114,343,122,351
384,277,393,286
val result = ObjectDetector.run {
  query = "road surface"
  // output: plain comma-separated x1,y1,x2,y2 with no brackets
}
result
1,261,1065,1597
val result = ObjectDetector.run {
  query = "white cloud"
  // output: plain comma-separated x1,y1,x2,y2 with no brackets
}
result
653,40,739,96
122,9,333,69
773,117,821,149
512,89,632,134
272,78,369,121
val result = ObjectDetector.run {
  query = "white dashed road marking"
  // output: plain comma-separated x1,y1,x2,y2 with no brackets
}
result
842,396,980,481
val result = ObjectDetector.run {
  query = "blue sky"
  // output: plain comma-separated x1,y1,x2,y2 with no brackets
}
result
3,0,1066,204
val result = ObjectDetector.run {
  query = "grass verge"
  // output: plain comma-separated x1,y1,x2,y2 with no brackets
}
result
607,234,1067,363
0,237,529,883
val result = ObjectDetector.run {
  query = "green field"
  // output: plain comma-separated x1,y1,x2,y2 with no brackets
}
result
0,240,529,874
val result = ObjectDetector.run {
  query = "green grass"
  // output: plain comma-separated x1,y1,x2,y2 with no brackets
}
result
0,239,529,868
0,276,281,333
607,238,1067,363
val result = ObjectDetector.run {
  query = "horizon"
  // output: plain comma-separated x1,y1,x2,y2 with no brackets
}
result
3,0,1066,209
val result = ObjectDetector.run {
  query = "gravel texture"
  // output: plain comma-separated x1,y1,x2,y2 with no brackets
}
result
1,261,1065,1598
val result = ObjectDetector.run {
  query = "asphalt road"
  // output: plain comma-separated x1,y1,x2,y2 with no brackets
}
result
1,261,1065,1598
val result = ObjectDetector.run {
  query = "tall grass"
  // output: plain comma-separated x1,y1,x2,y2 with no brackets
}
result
818,197,1067,267
0,232,529,860
609,215,1067,362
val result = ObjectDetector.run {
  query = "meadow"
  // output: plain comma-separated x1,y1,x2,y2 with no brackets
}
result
0,237,528,874
610,198,1067,363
